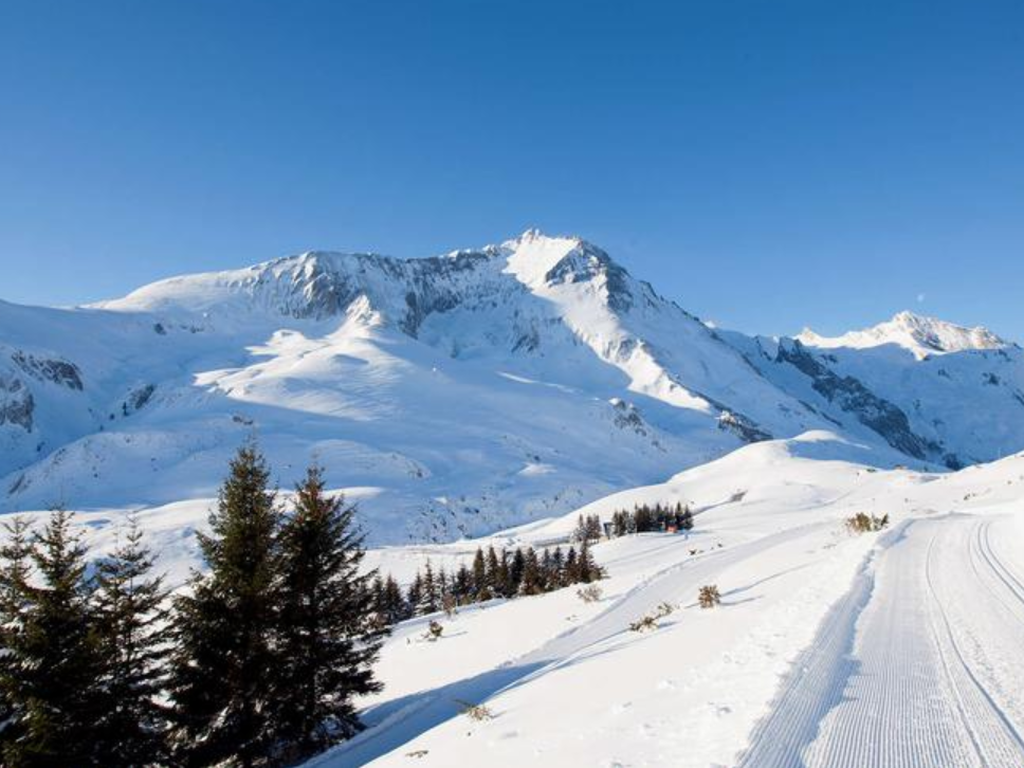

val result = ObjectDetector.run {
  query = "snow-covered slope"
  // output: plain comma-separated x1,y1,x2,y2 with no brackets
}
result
2,232,1022,542
291,432,1024,767
723,311,1024,468
6,410,1024,766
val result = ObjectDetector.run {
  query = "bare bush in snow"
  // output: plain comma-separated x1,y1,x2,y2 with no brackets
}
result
577,584,603,603
698,584,721,609
456,699,495,721
845,512,889,534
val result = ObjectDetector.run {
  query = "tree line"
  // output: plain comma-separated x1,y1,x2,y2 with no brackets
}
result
370,539,603,623
0,443,383,768
602,502,694,539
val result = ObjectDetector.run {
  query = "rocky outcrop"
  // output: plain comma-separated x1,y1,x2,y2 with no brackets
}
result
12,351,83,390
717,411,772,444
0,375,34,431
775,340,945,463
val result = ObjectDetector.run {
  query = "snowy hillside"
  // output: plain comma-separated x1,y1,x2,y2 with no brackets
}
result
293,432,1024,767
2,231,1023,544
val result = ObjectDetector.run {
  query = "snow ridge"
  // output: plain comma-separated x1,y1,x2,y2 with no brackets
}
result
799,310,1008,359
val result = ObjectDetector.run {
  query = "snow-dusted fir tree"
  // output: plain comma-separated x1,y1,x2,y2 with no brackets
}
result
577,538,601,583
509,548,526,594
381,574,407,623
485,546,502,597
3,510,104,767
420,560,440,614
406,572,424,615
92,514,171,767
471,548,489,601
496,550,513,598
0,517,33,759
168,443,281,768
273,464,384,760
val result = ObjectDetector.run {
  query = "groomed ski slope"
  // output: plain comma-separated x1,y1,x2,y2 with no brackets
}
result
740,513,1024,767
295,433,1024,767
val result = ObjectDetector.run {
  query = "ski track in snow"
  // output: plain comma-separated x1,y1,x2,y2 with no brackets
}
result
740,513,1024,768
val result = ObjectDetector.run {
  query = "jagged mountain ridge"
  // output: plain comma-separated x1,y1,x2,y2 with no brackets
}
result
2,231,1022,542
798,310,1008,359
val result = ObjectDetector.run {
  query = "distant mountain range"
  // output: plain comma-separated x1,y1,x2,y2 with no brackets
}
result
2,230,1021,542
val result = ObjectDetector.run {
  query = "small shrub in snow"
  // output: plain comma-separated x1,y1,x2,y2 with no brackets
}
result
456,700,495,721
577,584,603,603
845,512,889,534
424,620,444,641
629,614,659,633
629,602,675,632
698,584,721,609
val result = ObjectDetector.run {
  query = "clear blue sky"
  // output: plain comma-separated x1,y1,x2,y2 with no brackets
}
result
2,0,1023,338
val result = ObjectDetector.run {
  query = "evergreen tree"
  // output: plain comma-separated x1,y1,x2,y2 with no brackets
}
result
509,548,525,595
679,505,694,531
92,514,171,768
420,561,440,614
519,548,544,596
168,442,281,768
406,573,424,616
471,548,488,600
0,517,33,758
495,550,513,598
550,547,565,587
484,546,501,598
625,509,638,535
539,548,553,590
4,509,104,767
436,566,450,601
572,515,589,544
273,464,384,761
577,538,601,584
385,575,408,622
369,575,386,622
563,546,579,587
453,564,473,605
633,505,654,533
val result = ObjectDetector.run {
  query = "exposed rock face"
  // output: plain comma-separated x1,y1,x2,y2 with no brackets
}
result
123,384,156,415
775,340,942,463
0,375,34,431
12,351,83,390
717,411,772,444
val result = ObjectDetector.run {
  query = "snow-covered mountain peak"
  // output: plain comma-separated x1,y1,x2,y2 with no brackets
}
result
7,233,1024,538
798,310,1007,359
98,231,642,333
501,230,585,284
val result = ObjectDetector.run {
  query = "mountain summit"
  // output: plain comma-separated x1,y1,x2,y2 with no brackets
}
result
3,233,1024,541
798,310,1007,359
